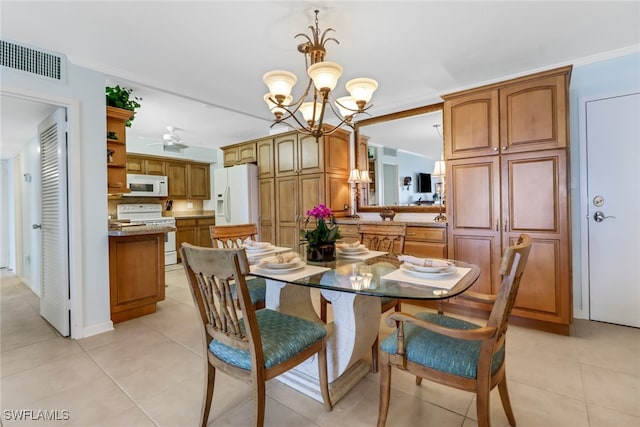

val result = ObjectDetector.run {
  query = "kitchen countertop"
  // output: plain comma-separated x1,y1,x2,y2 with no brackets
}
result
164,210,215,219
108,225,176,237
335,219,447,228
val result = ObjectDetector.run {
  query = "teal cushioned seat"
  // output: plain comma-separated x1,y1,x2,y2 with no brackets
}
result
381,312,505,379
209,309,327,370
230,277,266,305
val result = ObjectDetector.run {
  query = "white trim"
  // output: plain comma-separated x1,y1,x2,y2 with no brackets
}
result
577,89,640,321
82,321,114,338
0,87,84,339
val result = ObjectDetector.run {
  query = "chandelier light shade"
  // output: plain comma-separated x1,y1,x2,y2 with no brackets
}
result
262,9,378,140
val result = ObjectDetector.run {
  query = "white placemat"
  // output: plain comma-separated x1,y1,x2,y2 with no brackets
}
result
381,267,472,290
337,249,388,260
250,264,330,281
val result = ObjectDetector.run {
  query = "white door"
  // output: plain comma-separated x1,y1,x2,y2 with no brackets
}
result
587,92,640,328
38,108,70,336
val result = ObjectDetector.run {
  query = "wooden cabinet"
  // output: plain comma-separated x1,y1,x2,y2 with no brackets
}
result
109,232,165,323
222,141,257,167
258,178,275,243
275,133,325,176
404,226,447,259
175,216,215,262
126,155,166,176
444,66,572,334
257,138,275,178
167,160,210,200
106,106,133,193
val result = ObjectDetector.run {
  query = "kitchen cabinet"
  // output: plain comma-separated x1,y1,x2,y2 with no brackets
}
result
167,160,210,200
258,178,275,243
106,106,133,194
275,133,323,176
404,226,447,259
175,216,215,262
222,141,257,167
256,137,275,178
275,173,325,248
126,155,166,176
109,232,165,323
444,66,572,334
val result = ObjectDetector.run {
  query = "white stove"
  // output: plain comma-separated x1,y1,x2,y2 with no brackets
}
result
117,204,177,265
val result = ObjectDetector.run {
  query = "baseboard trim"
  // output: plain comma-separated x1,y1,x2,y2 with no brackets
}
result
82,321,114,339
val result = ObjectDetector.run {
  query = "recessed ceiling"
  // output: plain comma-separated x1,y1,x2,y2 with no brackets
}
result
1,1,638,160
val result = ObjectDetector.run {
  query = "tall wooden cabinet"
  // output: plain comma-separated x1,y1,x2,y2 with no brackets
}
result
444,66,573,334
106,106,134,194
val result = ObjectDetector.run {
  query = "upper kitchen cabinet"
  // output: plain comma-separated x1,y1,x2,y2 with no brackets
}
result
126,154,166,176
256,137,275,178
444,66,571,160
166,160,211,200
106,106,133,194
222,141,257,167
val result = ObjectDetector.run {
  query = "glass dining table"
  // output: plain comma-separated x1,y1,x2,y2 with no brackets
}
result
248,252,480,405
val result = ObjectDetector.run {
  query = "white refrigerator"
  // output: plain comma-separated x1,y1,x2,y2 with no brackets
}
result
214,163,259,225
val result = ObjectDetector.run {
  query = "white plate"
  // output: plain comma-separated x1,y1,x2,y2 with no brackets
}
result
244,244,274,253
405,260,455,273
400,263,457,278
337,246,368,254
254,261,306,274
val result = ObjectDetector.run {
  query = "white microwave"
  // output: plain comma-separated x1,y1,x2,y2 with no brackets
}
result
124,174,168,197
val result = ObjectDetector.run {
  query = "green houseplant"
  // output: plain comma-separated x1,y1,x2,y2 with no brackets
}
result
300,204,341,262
106,85,142,127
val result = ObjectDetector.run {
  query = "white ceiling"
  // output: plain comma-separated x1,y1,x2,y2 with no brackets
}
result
1,1,639,160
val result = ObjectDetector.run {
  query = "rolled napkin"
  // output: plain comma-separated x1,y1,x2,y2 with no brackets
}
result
243,237,271,248
397,255,454,268
337,241,362,249
259,252,300,265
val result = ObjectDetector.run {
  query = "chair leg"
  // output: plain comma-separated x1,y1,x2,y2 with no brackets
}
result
254,379,266,427
320,294,329,323
371,336,379,373
415,376,422,386
498,376,516,426
317,342,333,411
476,385,491,427
200,361,215,427
377,354,391,427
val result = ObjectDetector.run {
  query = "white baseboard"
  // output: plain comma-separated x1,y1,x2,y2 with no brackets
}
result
81,321,114,339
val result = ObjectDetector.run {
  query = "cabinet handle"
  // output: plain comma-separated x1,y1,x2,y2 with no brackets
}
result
502,146,508,151
407,232,416,236
495,220,499,231
493,147,499,152
504,219,509,232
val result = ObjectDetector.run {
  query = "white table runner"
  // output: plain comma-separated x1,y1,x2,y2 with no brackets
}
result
381,267,472,290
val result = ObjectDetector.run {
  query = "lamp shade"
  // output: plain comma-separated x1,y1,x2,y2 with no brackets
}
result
264,93,292,116
263,70,297,98
359,170,372,183
308,61,343,91
300,102,323,124
336,96,358,118
348,169,361,183
346,78,378,104
432,160,446,177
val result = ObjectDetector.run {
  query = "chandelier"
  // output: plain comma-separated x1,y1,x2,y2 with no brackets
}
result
263,10,378,140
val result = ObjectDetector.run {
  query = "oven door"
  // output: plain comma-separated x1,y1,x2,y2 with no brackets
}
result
164,230,177,265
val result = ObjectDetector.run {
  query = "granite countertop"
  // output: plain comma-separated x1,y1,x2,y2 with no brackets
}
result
164,210,215,219
108,225,176,237
335,219,447,228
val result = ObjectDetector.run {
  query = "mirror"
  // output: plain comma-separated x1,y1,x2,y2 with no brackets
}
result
354,103,444,213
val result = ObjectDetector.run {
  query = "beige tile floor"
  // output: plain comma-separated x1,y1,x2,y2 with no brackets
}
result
2,266,639,427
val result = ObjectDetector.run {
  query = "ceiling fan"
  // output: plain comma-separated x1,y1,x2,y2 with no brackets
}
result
147,126,189,152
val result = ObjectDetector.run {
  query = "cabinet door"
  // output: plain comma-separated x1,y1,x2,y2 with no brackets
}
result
175,219,197,262
257,138,275,178
356,135,369,172
448,156,501,294
275,176,299,247
444,89,500,159
274,133,298,176
223,148,238,167
499,74,568,153
189,163,210,199
298,134,324,174
299,174,325,221
167,162,189,199
126,155,145,174
237,142,257,164
325,173,350,217
145,158,166,176
196,218,215,247
324,129,350,175
259,178,275,243
502,150,571,324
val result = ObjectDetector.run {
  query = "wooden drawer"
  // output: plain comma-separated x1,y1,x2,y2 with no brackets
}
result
176,218,197,227
406,226,446,242
197,217,216,226
404,241,447,259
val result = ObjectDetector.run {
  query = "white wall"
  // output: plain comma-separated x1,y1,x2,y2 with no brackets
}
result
0,159,13,269
2,55,111,338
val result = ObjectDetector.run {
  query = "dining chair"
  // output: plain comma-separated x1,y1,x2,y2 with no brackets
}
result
180,244,332,427
377,234,532,427
210,223,266,310
320,222,407,372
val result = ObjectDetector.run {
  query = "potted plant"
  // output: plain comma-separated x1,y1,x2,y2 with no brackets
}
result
300,204,341,262
106,85,142,127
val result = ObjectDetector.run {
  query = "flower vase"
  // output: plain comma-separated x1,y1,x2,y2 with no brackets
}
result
306,243,336,262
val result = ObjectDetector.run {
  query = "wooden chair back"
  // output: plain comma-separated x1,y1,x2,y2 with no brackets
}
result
210,223,259,249
358,223,407,255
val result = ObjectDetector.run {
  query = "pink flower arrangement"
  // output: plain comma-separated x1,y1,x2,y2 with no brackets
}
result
306,204,333,220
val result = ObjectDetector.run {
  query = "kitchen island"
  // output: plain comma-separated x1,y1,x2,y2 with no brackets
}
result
108,224,175,323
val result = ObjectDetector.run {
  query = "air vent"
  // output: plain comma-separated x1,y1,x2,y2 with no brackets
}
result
383,147,397,157
1,40,65,81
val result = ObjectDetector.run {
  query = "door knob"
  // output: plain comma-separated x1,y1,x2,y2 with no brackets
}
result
32,224,42,229
593,211,616,222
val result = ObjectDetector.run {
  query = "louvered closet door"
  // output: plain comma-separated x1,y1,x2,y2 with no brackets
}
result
38,108,69,336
